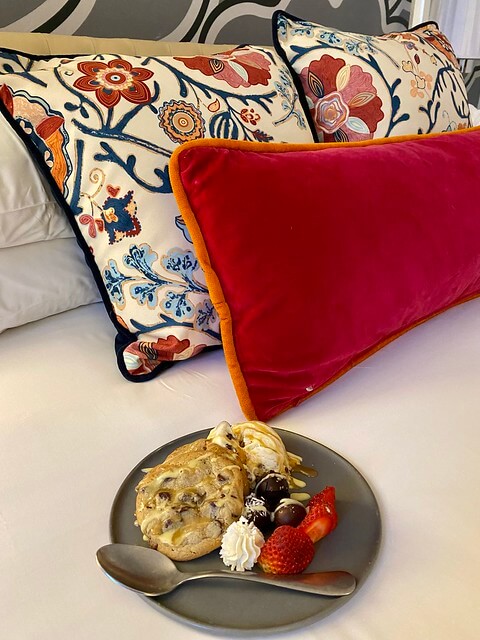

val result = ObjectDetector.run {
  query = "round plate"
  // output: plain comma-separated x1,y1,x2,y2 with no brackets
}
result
110,429,381,635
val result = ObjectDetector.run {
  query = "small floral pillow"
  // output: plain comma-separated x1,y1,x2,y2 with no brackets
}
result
0,45,313,379
273,11,471,142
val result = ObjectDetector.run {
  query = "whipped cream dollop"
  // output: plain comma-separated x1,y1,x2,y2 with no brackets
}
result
220,517,264,571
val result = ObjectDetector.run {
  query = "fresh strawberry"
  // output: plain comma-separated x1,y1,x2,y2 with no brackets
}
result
257,525,314,574
307,486,336,512
298,486,338,543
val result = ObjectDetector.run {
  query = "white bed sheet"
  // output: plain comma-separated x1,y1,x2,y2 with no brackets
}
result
1,299,480,639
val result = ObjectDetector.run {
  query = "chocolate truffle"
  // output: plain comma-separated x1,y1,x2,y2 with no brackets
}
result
273,498,307,528
242,493,271,534
255,472,290,511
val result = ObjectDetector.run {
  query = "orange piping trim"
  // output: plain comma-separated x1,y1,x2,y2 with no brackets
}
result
169,148,257,419
170,126,480,420
272,290,480,420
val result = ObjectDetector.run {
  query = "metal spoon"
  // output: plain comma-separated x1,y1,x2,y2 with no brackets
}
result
96,544,356,597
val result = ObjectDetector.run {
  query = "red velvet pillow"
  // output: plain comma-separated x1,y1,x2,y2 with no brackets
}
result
170,128,480,421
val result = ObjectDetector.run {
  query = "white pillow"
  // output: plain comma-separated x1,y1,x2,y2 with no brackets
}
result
469,103,480,126
0,111,74,249
0,237,101,332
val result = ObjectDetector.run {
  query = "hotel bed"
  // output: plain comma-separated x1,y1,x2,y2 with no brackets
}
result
1,29,480,640
2,286,480,638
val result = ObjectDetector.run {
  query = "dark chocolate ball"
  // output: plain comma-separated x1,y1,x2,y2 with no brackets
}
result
273,499,307,528
255,472,290,511
242,493,271,533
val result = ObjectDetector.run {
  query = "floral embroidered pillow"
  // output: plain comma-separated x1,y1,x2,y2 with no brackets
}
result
0,46,313,379
273,11,471,142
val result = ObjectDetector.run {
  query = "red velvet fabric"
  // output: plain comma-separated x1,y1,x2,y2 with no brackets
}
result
173,129,480,420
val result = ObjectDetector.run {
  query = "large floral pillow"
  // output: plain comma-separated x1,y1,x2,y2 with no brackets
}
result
0,46,313,380
273,11,471,142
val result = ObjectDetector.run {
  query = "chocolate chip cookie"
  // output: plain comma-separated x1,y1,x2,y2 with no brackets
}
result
135,439,248,560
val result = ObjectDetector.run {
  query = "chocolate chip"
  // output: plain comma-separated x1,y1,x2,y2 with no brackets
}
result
212,519,223,532
217,474,227,482
158,492,170,500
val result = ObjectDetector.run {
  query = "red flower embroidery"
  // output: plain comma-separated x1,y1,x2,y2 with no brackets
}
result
73,59,153,108
124,335,205,375
300,55,384,142
240,108,260,125
0,84,13,114
78,213,104,238
174,47,271,88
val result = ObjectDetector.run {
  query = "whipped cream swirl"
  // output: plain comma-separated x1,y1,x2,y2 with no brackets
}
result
220,517,264,571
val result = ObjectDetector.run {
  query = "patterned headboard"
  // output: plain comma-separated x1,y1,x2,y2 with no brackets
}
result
0,2,477,106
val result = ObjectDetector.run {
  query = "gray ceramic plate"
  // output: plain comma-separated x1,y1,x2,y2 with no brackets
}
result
110,429,381,635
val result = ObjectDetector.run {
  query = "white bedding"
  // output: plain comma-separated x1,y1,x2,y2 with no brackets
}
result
1,299,480,639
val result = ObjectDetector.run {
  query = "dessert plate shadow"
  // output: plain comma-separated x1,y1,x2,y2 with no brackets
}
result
110,428,381,635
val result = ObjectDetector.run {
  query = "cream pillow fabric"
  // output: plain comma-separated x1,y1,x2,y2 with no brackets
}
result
0,237,100,333
0,112,73,248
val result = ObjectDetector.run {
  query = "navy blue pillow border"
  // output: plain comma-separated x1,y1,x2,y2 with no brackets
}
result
0,77,223,382
271,10,442,144
271,12,320,142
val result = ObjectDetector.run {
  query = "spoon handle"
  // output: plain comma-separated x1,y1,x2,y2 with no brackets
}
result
180,569,356,596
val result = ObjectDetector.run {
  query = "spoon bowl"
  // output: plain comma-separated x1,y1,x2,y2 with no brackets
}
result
96,543,356,597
